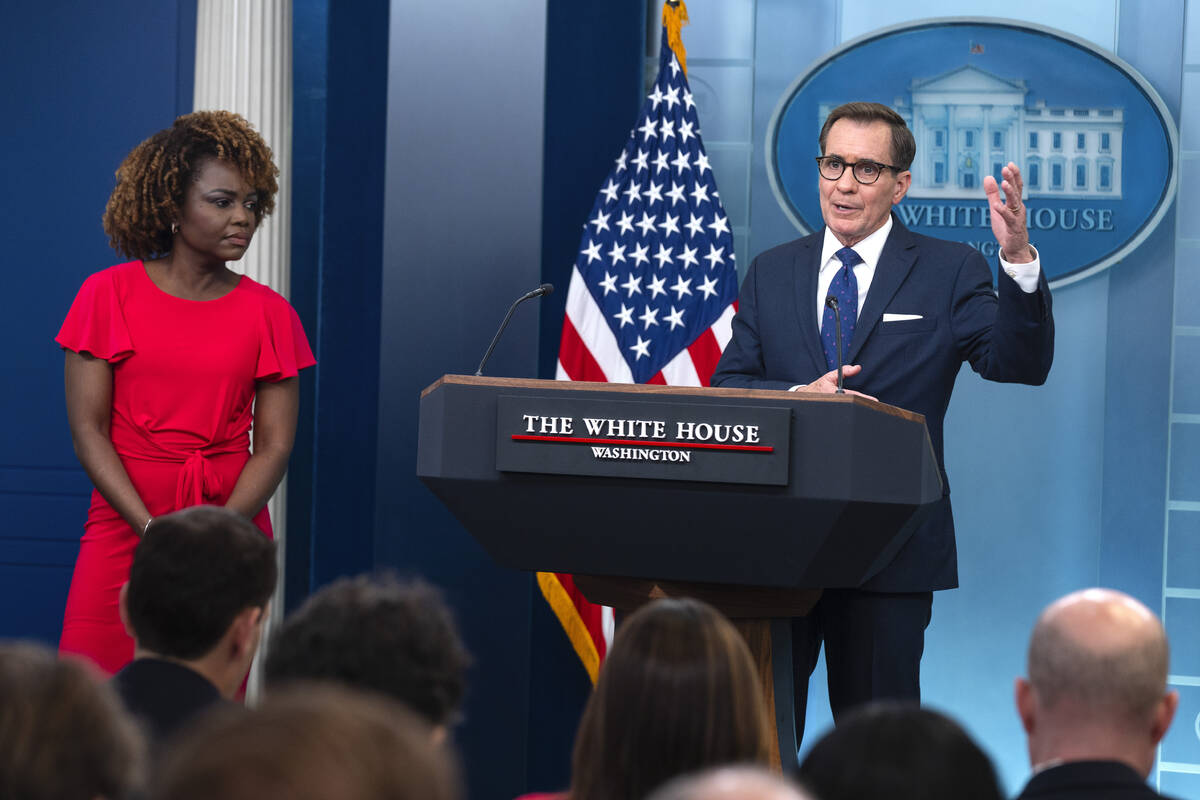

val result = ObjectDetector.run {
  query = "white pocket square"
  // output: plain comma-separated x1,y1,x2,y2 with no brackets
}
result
882,313,923,322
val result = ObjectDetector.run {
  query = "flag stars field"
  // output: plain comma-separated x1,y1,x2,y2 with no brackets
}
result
557,36,738,385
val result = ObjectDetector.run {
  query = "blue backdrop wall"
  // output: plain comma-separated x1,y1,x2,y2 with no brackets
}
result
0,0,195,641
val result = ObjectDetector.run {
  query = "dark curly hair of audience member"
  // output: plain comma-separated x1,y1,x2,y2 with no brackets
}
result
125,505,277,660
0,642,146,800
798,703,1004,800
102,110,278,260
264,574,471,727
153,685,460,800
569,597,771,800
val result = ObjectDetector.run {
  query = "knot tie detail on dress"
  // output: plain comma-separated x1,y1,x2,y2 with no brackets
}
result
176,450,225,509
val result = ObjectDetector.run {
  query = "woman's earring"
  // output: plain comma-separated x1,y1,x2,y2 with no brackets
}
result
171,222,179,234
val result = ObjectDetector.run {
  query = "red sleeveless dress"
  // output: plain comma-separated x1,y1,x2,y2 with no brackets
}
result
55,261,315,674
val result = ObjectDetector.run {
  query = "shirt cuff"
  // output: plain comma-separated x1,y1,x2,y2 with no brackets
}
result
789,384,805,392
999,244,1041,293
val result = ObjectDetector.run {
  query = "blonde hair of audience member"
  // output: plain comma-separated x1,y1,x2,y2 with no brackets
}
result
646,766,815,800
0,642,146,800
153,684,460,800
1016,588,1178,777
569,598,771,800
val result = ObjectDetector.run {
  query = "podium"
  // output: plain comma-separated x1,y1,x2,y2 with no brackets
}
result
417,374,942,768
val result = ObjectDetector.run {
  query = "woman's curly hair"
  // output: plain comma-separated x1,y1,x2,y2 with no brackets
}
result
102,110,279,260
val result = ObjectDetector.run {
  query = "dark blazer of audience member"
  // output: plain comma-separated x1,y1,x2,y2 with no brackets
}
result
1014,588,1182,800
114,505,277,745
263,573,470,739
798,704,1004,800
0,642,146,800
567,598,771,800
153,684,460,800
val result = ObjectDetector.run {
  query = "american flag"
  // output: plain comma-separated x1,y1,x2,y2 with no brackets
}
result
542,3,738,684
556,12,738,386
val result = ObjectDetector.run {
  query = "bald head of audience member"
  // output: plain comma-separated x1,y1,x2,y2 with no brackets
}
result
1017,588,1177,777
153,685,460,800
0,642,146,800
647,766,815,800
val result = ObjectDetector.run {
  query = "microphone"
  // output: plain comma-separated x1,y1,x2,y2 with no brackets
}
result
475,283,554,376
824,295,845,394
519,283,554,302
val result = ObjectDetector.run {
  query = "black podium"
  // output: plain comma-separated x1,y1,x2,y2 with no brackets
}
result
417,374,942,768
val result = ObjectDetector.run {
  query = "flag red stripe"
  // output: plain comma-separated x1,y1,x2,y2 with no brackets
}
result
687,327,723,386
559,315,610,382
555,573,607,659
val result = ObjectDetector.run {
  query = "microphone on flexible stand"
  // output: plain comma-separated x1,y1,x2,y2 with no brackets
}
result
824,295,845,394
475,283,554,376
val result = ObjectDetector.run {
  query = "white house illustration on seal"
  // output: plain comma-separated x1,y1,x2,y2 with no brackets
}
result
821,65,1123,200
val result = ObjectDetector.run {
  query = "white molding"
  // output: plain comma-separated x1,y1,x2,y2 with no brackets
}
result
194,0,294,703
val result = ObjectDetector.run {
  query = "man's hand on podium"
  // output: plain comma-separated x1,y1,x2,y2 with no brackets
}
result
791,364,878,400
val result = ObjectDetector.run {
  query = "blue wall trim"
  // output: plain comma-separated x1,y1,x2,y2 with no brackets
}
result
1098,0,1184,610
286,0,329,611
537,0,649,380
289,0,389,605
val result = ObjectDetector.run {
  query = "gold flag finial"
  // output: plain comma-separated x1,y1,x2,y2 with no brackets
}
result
662,1,690,77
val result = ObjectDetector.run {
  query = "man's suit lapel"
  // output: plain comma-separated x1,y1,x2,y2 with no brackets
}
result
847,218,920,363
792,235,827,374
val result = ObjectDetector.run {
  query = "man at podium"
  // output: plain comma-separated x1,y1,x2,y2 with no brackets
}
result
711,101,1054,739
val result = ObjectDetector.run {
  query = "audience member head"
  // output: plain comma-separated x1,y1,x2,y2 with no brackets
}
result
153,684,460,800
0,642,146,800
1017,587,1177,777
120,505,277,697
569,597,770,800
647,766,815,800
264,573,470,733
798,703,1003,800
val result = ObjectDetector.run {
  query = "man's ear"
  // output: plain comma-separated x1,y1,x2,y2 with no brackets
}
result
228,606,264,658
1150,690,1179,745
118,582,135,639
891,170,912,205
1015,677,1037,735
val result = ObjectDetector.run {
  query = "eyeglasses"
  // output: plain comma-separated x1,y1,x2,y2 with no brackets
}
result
815,156,903,185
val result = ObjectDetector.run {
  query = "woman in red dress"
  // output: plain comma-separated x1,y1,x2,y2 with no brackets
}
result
57,111,315,674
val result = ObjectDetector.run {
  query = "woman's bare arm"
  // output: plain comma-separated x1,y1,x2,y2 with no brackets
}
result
64,350,152,533
224,377,299,520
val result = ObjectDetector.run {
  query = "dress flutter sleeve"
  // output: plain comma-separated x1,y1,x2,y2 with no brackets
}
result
55,269,135,363
255,293,316,382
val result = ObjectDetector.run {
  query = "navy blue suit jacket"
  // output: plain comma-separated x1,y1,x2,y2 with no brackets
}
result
711,219,1053,591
